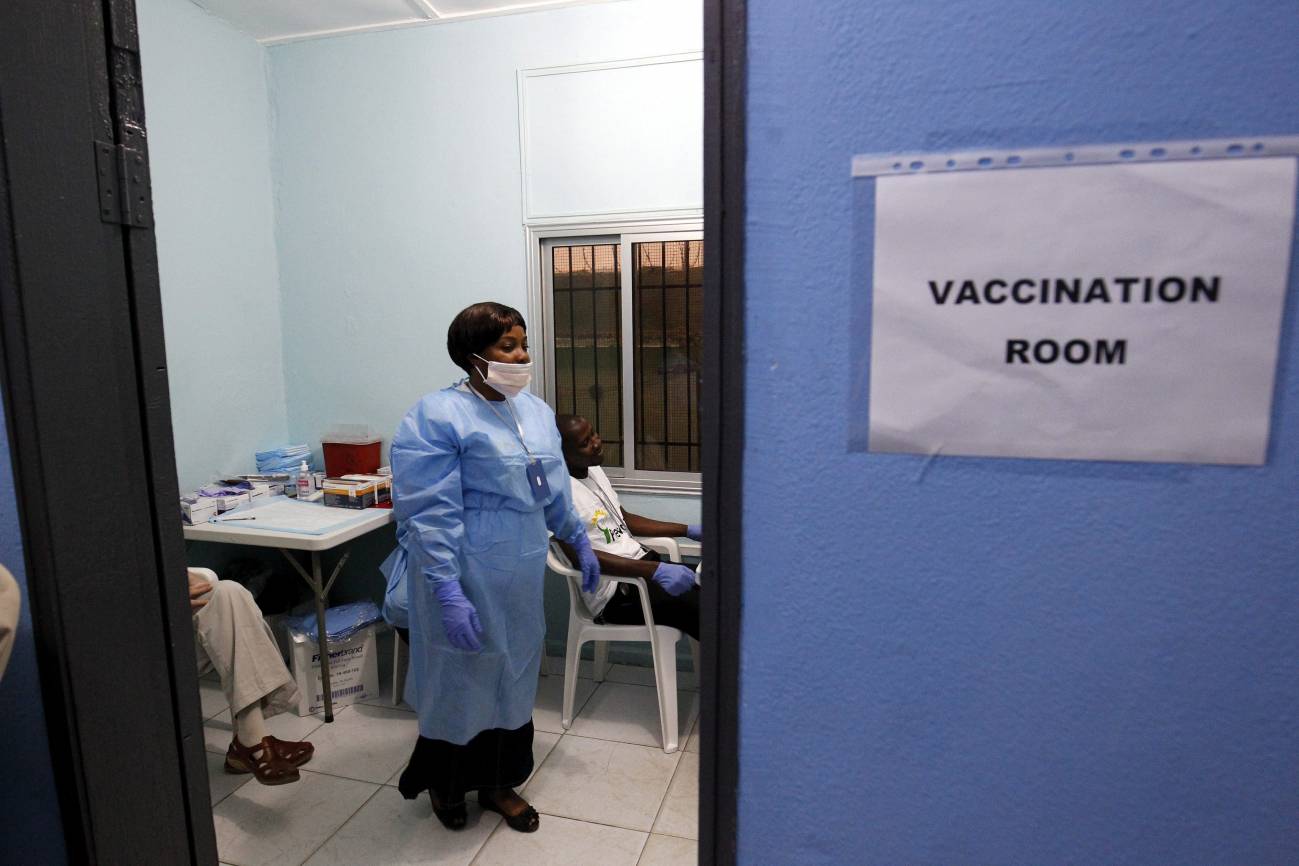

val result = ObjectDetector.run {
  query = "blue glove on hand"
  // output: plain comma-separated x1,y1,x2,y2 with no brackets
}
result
571,532,601,593
433,581,483,652
686,524,703,542
652,562,695,597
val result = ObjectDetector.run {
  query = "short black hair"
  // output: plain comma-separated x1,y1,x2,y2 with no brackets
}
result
446,302,527,373
555,414,586,450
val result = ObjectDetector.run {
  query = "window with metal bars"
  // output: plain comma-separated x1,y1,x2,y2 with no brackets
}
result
551,243,625,466
633,239,703,473
543,231,703,484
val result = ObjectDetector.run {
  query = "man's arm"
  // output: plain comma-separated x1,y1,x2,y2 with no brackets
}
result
622,510,688,539
557,540,658,579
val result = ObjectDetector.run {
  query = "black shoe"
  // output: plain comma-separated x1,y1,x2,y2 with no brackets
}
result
431,799,468,831
398,769,467,830
478,789,540,833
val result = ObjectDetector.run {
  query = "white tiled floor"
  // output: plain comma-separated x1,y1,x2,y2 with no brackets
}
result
204,661,699,865
567,682,698,749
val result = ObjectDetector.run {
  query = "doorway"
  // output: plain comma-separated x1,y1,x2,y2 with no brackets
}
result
0,0,744,862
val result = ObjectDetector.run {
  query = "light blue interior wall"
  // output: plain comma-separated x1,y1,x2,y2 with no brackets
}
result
266,0,702,470
618,491,697,525
138,0,289,493
264,1,703,621
740,2,1299,864
0,391,67,864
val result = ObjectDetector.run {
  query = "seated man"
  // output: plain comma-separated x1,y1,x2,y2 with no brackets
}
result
189,568,314,785
555,415,701,639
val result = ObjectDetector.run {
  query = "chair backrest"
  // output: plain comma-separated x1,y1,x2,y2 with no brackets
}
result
547,541,596,622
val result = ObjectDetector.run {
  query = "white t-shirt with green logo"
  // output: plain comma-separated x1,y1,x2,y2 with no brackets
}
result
570,465,647,616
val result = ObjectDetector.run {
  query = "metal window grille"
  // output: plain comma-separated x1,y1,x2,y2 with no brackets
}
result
550,243,624,466
633,240,703,473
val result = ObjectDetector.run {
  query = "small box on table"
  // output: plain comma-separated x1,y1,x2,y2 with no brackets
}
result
321,478,377,509
181,497,220,524
341,474,391,506
218,492,251,512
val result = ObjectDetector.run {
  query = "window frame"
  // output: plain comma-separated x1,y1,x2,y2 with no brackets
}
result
528,214,704,494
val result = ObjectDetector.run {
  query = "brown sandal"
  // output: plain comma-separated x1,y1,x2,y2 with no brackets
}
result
225,736,300,785
265,735,314,767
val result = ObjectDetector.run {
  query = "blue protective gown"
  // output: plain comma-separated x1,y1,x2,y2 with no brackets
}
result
384,381,584,744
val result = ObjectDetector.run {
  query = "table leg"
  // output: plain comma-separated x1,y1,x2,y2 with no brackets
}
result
312,550,335,723
279,547,353,723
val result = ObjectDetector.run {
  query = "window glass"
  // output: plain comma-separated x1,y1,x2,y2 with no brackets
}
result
633,240,703,472
551,243,624,467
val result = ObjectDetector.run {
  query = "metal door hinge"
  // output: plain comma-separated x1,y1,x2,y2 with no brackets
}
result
95,140,152,228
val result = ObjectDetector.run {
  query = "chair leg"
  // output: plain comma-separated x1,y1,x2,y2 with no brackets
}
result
562,621,582,730
651,629,680,753
593,640,609,682
391,630,404,707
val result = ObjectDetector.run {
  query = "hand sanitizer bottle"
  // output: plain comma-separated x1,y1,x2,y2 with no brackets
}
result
297,461,312,498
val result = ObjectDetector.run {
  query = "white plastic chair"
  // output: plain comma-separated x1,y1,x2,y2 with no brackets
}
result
547,537,696,753
391,627,406,706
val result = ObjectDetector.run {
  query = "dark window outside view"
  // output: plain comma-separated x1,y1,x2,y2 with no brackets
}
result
634,240,703,472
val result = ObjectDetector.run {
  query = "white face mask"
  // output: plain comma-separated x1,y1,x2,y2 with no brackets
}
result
473,353,532,398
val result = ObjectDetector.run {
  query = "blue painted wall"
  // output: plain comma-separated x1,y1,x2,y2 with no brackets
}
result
137,0,289,493
0,391,67,863
740,2,1299,863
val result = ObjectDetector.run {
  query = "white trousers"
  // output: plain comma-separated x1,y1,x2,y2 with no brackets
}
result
191,571,298,719
0,564,18,683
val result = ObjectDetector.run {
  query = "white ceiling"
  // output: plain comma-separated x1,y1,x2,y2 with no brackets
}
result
191,0,625,45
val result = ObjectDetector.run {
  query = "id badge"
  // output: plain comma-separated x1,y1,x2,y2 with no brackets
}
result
526,459,551,502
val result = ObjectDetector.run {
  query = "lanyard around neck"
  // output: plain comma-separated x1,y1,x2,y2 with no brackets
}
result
582,475,622,526
470,383,535,460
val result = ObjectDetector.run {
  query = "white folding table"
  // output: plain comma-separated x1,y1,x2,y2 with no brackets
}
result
183,505,393,722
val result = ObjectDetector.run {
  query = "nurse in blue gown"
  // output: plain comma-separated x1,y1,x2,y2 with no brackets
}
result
386,302,600,833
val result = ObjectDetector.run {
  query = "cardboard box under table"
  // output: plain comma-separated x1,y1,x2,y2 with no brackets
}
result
289,623,379,716
181,498,393,722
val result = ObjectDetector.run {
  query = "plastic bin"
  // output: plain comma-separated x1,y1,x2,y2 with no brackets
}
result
322,426,381,477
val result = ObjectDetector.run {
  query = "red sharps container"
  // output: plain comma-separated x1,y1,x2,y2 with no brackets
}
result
321,426,382,477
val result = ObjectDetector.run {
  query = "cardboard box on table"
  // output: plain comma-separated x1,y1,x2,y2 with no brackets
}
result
181,497,220,524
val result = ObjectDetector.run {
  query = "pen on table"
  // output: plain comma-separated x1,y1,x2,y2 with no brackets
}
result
220,516,256,521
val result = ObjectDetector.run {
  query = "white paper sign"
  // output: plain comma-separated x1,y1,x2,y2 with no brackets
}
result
867,157,1297,464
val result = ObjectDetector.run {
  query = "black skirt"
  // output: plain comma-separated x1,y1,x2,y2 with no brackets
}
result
397,721,535,806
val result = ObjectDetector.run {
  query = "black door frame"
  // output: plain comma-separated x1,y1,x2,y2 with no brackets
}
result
0,0,216,862
1,0,745,862
701,0,746,863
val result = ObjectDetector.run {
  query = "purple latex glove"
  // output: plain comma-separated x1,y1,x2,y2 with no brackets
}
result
433,581,483,652
571,532,601,593
652,562,695,597
686,524,703,542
